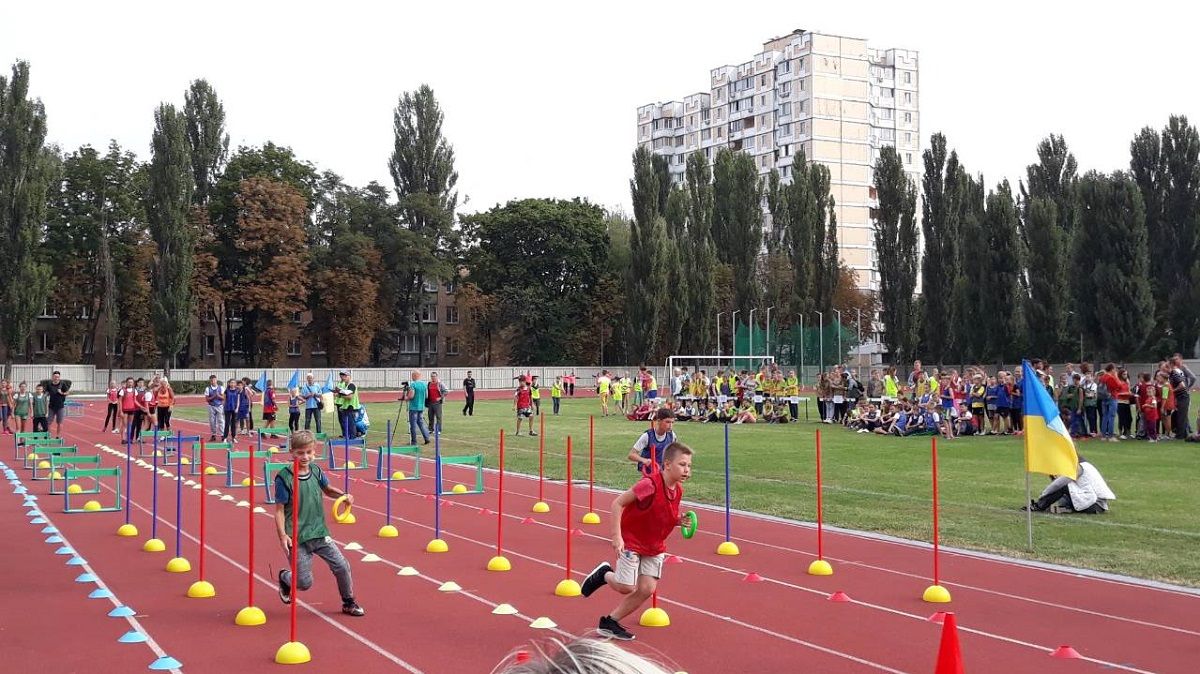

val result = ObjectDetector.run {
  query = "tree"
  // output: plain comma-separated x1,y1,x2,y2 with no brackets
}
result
683,152,717,354
782,151,817,322
659,188,689,358
1074,172,1154,359
811,162,839,316
385,84,458,367
183,79,229,205
832,263,880,363
1019,135,1077,359
872,146,919,363
627,147,670,362
712,148,763,313
0,61,56,373
462,198,609,364
952,174,988,362
983,181,1026,362
231,178,309,365
919,133,966,363
146,103,196,371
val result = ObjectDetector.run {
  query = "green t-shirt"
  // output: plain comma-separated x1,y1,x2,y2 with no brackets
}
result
32,393,49,418
274,464,331,544
12,392,31,417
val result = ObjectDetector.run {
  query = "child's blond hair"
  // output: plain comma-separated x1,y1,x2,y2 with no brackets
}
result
289,430,316,452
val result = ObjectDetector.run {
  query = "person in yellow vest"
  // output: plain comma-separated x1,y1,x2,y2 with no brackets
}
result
632,377,642,407
333,370,360,439
551,376,564,415
597,370,612,417
786,370,800,421
613,375,626,414
530,375,542,416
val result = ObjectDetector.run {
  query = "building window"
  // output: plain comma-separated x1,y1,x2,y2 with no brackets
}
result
445,306,459,324
446,338,460,356
292,310,302,324
422,304,437,323
905,112,912,123
312,335,326,355
904,71,912,84
799,121,807,135
36,331,53,353
401,334,420,354
422,278,438,293
905,132,913,144
798,100,806,114
286,338,302,356
425,334,437,354
204,335,216,356
780,102,791,117
904,92,912,104
798,79,805,91
39,302,56,318
906,152,913,164
444,280,457,294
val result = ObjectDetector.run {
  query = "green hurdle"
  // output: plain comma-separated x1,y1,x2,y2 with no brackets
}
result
13,431,51,459
226,449,272,488
327,437,369,471
437,454,485,495
48,455,103,494
27,445,79,473
374,444,422,482
261,461,293,504
138,430,176,457
189,441,233,475
258,426,289,437
63,467,122,513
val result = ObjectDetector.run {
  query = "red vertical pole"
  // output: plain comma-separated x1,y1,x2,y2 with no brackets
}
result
198,440,206,582
815,429,824,561
931,436,940,586
565,436,572,580
289,456,299,643
538,415,545,502
497,429,504,557
247,441,255,607
588,415,595,513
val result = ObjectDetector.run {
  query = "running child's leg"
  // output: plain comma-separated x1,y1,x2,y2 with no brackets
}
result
282,540,316,592
310,538,356,603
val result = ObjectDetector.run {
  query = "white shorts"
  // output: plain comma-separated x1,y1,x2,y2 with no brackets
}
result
614,549,665,586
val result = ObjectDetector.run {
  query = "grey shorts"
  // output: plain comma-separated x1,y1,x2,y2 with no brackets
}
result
50,407,66,425
614,549,665,586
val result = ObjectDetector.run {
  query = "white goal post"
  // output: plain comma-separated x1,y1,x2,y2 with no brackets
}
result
665,354,776,394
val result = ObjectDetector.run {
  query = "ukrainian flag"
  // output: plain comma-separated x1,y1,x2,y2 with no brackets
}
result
1020,360,1078,480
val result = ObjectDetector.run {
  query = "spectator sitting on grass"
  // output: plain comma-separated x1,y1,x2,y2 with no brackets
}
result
1022,455,1116,514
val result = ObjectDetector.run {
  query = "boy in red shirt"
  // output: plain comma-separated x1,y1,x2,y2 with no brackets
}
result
513,379,537,436
580,441,693,641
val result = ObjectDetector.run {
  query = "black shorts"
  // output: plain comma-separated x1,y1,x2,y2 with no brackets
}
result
997,408,1010,417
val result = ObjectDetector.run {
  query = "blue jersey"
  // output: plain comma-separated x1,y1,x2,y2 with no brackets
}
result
637,430,675,475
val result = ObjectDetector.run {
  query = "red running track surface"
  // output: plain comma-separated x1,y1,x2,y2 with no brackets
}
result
3,405,1199,673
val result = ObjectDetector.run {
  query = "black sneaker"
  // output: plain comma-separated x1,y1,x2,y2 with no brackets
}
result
598,615,635,641
342,600,365,617
530,431,538,436
581,562,612,598
278,569,291,604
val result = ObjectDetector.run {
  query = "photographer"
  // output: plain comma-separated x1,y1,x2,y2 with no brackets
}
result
405,370,431,445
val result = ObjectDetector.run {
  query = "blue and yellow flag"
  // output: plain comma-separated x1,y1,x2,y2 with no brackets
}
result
1020,360,1079,480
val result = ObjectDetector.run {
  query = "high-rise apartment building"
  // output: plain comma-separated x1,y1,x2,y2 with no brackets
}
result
636,28,920,291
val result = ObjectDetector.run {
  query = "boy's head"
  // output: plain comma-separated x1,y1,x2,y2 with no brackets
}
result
209,375,218,384
18,381,27,391
288,430,317,467
35,384,44,394
125,377,134,387
136,377,145,387
661,441,693,483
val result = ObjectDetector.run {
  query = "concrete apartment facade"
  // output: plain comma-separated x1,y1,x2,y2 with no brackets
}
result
636,28,921,291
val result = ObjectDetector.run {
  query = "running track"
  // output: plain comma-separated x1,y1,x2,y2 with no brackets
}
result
3,404,1199,673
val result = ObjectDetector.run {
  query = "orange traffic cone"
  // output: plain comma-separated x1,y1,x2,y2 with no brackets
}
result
934,612,964,674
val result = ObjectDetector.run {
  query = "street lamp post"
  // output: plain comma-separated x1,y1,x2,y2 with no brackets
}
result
716,312,725,357
749,308,758,370
815,311,824,372
765,306,775,364
799,313,805,384
834,309,843,367
856,308,863,370
732,310,740,369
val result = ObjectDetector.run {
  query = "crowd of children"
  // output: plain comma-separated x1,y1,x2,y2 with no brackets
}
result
593,363,803,425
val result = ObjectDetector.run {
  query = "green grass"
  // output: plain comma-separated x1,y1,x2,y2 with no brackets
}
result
172,399,1200,586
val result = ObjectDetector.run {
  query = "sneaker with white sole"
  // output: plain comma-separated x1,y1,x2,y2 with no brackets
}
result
278,569,291,604
581,562,612,597
598,615,635,641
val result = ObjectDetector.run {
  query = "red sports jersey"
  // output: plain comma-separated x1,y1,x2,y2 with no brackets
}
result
515,387,532,408
620,472,682,556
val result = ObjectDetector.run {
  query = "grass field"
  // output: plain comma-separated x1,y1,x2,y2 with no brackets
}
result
172,398,1200,587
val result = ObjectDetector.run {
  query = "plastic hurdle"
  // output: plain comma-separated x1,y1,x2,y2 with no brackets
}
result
161,434,200,469
261,460,293,504
29,446,79,477
226,449,271,488
373,444,422,482
63,467,122,513
47,455,102,494
327,437,369,472
138,430,175,458
13,431,51,459
190,441,233,476
21,437,64,466
436,454,485,495
64,400,86,418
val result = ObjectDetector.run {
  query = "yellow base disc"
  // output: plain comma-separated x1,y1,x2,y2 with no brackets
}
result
274,641,311,665
391,471,406,480
554,579,581,597
50,470,63,480
716,541,741,556
82,500,102,512
67,484,83,494
807,559,834,576
377,524,399,538
922,584,952,603
581,512,601,525
336,512,356,525
639,606,671,627
347,461,357,469
531,501,550,513
451,483,467,494
186,580,216,598
142,538,166,553
487,555,512,572
426,538,449,553
37,460,51,469
165,557,192,573
180,457,191,465
27,452,37,460
234,605,267,626
116,523,139,537
240,477,252,487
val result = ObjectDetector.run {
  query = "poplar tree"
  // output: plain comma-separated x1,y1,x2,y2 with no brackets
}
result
872,146,918,363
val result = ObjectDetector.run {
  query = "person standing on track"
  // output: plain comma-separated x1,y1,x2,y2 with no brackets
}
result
514,378,536,436
628,408,676,475
462,370,476,416
405,370,431,445
427,371,447,433
45,370,71,439
204,375,224,441
302,373,324,434
103,379,121,434
580,441,693,641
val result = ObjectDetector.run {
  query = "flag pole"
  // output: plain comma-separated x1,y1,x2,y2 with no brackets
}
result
1021,361,1033,551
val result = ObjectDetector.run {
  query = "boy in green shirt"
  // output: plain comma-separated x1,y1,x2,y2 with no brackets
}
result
32,384,49,433
275,430,364,616
551,376,563,416
12,381,31,434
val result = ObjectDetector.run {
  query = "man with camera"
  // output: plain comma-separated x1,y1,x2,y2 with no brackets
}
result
404,370,431,445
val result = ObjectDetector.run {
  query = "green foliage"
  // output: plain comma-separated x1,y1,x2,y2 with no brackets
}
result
983,181,1026,362
872,147,918,363
919,134,967,363
712,149,762,313
0,61,56,368
147,103,196,368
627,147,669,362
463,198,609,364
683,152,717,355
183,79,228,205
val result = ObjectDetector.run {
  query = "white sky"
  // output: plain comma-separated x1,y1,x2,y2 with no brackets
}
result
3,1,1197,215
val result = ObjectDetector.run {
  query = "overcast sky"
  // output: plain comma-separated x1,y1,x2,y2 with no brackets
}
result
3,1,1197,216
